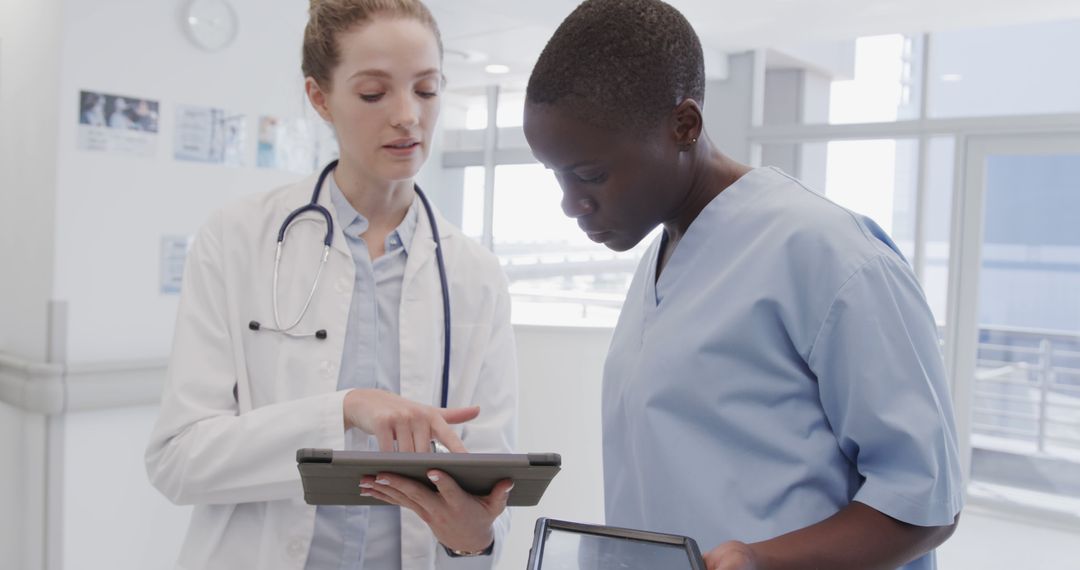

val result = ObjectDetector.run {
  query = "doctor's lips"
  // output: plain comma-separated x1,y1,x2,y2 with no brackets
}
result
382,137,421,156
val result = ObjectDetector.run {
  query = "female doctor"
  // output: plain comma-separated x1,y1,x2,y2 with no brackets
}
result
145,1,517,569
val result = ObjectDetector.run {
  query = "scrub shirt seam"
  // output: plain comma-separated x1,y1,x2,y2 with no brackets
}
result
769,167,882,249
805,254,888,362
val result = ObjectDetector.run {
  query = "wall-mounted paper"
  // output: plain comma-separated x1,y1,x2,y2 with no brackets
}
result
77,90,159,157
174,105,246,165
160,235,193,294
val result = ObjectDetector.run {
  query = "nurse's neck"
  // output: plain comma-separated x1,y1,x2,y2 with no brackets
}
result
657,140,752,278
332,160,414,230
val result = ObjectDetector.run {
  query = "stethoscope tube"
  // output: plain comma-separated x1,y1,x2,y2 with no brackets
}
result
249,160,452,408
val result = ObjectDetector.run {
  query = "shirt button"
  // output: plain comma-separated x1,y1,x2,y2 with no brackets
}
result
319,360,336,378
287,538,305,557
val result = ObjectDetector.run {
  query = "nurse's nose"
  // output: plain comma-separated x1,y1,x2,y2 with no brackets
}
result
561,195,596,219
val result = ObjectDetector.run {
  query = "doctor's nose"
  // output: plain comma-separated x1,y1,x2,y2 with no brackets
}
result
390,93,420,129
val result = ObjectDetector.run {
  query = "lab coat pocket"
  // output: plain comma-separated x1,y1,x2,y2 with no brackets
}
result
240,328,292,407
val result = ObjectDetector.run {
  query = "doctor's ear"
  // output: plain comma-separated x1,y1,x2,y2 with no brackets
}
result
305,77,333,123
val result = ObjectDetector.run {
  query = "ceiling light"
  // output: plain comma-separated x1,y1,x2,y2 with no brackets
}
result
485,64,510,75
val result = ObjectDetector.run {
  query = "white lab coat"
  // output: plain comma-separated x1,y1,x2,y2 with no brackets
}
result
145,172,518,570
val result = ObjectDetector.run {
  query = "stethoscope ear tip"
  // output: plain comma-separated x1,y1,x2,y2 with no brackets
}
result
315,330,328,340
249,321,261,331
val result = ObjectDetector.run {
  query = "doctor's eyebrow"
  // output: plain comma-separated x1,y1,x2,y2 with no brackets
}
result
348,68,442,81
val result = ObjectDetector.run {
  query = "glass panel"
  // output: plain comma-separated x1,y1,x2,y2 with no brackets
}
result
496,88,526,128
460,166,485,240
969,152,1080,505
442,88,488,130
491,164,650,326
924,136,955,326
928,19,1080,118
829,35,921,125
766,139,920,261
763,35,922,126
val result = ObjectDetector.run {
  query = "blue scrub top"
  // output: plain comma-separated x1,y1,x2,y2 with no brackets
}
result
602,167,963,570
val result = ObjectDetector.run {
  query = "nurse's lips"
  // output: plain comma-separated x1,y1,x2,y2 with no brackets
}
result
584,229,612,242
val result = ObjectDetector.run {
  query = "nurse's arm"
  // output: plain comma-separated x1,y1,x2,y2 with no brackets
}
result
702,501,959,570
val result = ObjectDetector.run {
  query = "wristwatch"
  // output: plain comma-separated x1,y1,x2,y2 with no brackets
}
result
442,539,495,558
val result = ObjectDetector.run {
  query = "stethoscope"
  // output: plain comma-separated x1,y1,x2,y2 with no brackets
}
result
248,160,453,408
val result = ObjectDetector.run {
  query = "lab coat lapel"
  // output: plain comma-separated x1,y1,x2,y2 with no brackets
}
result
399,200,443,409
399,198,450,570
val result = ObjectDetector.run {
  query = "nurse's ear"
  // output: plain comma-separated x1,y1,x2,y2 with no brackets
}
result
671,98,703,152
305,76,334,123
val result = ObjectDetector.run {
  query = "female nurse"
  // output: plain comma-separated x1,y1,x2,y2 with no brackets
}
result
523,1,963,569
146,1,516,568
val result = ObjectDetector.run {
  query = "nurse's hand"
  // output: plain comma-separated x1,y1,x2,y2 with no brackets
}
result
343,388,479,453
703,541,759,570
359,470,513,554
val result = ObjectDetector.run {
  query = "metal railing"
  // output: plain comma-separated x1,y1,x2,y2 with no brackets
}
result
972,326,1080,456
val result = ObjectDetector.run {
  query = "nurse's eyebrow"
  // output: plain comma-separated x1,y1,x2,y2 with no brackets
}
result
556,160,601,172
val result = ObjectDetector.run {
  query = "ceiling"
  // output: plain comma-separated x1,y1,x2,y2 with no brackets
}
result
426,0,1080,88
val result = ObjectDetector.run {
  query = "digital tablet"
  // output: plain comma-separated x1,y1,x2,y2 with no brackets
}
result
527,518,706,570
296,448,561,507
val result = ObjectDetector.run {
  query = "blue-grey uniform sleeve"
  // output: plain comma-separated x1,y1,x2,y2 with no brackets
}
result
807,254,964,527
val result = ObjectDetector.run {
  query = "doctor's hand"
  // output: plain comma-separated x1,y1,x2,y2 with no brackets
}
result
704,541,760,570
343,389,478,453
359,470,513,554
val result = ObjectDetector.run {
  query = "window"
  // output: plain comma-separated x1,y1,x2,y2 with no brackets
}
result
491,164,649,326
927,20,1080,119
763,34,923,126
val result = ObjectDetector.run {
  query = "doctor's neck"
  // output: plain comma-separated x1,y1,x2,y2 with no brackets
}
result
332,158,415,226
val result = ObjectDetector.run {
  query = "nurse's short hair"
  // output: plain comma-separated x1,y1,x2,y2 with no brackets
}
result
526,0,705,134
302,0,443,90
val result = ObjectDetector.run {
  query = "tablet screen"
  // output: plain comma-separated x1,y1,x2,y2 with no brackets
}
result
536,525,698,570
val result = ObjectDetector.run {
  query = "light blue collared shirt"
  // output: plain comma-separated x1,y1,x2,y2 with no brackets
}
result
305,174,419,570
602,167,963,569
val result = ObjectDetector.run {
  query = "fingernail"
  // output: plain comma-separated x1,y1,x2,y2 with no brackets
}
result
360,491,372,497
505,484,515,494
375,479,390,485
359,483,373,489
428,472,440,482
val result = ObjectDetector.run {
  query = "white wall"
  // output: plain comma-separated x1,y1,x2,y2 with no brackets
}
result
496,325,610,569
1,2,63,568
61,405,190,570
52,0,314,363
0,0,62,363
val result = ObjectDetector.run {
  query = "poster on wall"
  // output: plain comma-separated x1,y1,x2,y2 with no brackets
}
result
77,90,159,157
256,115,339,174
173,105,246,166
160,234,193,294
257,116,316,174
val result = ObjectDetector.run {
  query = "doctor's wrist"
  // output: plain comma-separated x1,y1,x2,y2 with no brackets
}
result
442,536,494,558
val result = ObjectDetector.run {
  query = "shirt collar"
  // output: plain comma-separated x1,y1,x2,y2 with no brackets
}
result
327,172,419,254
